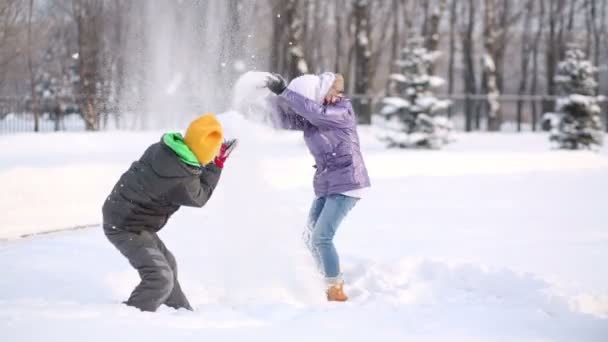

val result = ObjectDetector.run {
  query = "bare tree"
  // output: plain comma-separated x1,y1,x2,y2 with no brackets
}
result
389,0,401,69
459,0,477,131
269,0,309,79
73,0,103,131
333,0,342,74
301,0,328,74
27,0,40,131
482,56,500,131
314,0,328,72
587,0,602,84
368,1,394,85
601,0,607,99
270,0,283,73
352,0,371,123
544,0,567,114
3,0,606,133
425,0,447,75
482,0,523,131
402,0,418,32
516,0,535,131
284,0,308,79
0,0,25,93
482,0,499,130
530,0,545,131
447,0,456,117
99,0,129,129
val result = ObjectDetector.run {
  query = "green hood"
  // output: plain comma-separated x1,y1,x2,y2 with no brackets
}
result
162,132,200,167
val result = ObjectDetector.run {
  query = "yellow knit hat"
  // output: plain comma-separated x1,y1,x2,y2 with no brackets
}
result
184,113,224,164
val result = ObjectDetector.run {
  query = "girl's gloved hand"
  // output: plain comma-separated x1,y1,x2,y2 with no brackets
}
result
266,73,287,95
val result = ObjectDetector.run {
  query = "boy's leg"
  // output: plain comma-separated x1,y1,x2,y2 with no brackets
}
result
104,227,175,312
310,194,358,283
304,197,327,271
154,236,193,311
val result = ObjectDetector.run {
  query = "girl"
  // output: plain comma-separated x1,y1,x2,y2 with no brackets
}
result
266,72,371,301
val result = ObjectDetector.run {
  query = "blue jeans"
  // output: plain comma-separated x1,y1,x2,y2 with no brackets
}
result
304,194,359,283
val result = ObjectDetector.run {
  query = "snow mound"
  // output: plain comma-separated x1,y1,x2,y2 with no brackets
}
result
2,231,608,341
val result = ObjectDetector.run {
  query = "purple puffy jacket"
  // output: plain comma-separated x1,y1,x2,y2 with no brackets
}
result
269,88,371,197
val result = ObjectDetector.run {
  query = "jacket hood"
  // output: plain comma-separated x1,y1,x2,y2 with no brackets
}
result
145,134,202,178
287,72,336,104
163,132,200,166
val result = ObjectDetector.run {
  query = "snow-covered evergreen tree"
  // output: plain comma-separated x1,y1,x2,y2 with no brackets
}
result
374,38,452,149
543,48,604,150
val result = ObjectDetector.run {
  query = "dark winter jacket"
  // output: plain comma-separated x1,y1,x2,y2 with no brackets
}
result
102,134,221,233
268,89,371,197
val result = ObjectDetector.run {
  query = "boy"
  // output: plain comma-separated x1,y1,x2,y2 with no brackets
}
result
102,113,236,312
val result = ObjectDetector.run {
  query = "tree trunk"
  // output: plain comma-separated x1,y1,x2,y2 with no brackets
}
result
483,0,519,131
368,3,395,87
334,0,342,74
460,0,477,132
495,0,511,92
387,0,402,95
585,0,593,57
353,0,371,124
448,0,456,118
390,0,400,71
75,0,102,131
426,0,447,75
316,1,328,72
284,0,308,79
483,54,501,131
270,0,283,73
517,0,534,132
27,0,39,132
544,0,560,114
114,0,125,129
530,0,545,131
600,0,607,97
401,0,414,35
589,0,601,85
567,0,576,31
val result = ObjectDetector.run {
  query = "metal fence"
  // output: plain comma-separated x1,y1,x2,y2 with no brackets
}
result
1,95,607,134
0,96,85,133
442,94,608,132
354,94,608,132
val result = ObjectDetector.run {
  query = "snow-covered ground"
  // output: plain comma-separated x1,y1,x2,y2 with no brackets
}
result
1,113,607,341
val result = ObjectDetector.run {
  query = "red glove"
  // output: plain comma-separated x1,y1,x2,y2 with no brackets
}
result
214,139,238,169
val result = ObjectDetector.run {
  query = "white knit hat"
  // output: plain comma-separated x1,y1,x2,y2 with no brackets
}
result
287,72,336,104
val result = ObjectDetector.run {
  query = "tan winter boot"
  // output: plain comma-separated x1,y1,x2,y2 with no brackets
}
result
326,283,348,302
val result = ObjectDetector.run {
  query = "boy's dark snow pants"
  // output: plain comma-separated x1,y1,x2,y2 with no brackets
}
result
103,225,192,312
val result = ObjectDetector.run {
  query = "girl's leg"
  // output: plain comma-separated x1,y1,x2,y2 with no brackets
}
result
310,194,358,284
304,196,326,271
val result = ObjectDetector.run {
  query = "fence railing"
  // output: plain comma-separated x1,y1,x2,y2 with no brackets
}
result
1,94,607,134
354,93,608,132
442,94,607,132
